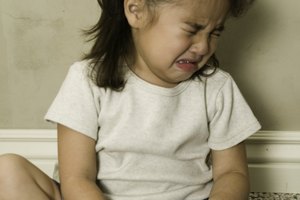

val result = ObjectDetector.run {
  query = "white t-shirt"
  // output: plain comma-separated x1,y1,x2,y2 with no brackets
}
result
45,60,261,200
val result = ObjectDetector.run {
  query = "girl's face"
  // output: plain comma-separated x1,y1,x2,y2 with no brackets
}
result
126,0,230,88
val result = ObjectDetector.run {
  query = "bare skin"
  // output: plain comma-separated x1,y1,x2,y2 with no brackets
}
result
0,154,62,200
57,124,106,200
210,142,250,200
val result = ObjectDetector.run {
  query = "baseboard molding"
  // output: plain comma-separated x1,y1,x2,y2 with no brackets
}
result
0,129,57,176
0,129,300,193
246,131,300,193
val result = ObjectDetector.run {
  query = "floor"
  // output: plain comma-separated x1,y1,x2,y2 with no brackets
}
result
249,193,300,200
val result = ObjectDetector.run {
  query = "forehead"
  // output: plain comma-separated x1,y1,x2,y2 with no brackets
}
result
157,0,230,23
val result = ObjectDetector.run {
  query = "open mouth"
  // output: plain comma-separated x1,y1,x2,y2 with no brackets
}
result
176,59,198,72
177,60,196,64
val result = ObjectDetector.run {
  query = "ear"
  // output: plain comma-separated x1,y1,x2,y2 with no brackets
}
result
124,0,146,28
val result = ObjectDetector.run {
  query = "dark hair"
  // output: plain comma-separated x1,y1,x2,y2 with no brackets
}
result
83,0,255,90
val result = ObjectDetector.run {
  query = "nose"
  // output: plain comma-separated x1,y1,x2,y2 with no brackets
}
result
189,35,210,55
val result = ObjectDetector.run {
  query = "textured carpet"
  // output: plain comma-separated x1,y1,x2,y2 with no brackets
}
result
249,193,300,200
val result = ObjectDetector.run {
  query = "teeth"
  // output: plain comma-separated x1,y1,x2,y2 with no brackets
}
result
178,60,191,64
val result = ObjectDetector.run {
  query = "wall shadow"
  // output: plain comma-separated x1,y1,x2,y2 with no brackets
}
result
216,1,279,130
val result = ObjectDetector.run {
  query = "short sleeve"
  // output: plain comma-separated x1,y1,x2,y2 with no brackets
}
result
44,62,99,140
207,73,261,150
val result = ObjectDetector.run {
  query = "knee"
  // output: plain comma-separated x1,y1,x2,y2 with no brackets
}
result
0,154,32,198
0,154,29,187
0,153,28,171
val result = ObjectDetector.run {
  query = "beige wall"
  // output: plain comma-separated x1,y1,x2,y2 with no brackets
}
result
0,0,99,128
0,0,299,130
217,0,300,130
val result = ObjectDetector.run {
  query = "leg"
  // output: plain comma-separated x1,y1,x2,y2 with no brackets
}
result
0,154,62,200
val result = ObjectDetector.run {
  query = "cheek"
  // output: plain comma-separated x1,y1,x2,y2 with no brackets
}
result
165,36,192,59
155,38,190,60
209,39,219,53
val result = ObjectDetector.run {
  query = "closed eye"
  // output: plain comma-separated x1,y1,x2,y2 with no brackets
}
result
211,31,221,37
182,22,205,36
184,22,225,37
185,29,198,35
211,26,225,37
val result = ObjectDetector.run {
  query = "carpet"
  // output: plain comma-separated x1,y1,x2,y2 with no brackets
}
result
249,193,300,200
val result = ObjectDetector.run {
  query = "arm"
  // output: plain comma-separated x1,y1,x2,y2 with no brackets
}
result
57,124,106,200
209,142,250,200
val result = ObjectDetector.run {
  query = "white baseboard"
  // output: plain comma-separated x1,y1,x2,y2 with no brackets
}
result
246,131,300,193
0,129,57,176
0,129,300,193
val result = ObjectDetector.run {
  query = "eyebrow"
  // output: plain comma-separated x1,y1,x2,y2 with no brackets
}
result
186,22,225,32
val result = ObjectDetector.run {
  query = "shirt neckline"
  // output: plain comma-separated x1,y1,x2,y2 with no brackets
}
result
126,70,192,96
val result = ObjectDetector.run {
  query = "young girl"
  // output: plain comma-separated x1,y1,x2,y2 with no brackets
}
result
0,0,261,199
